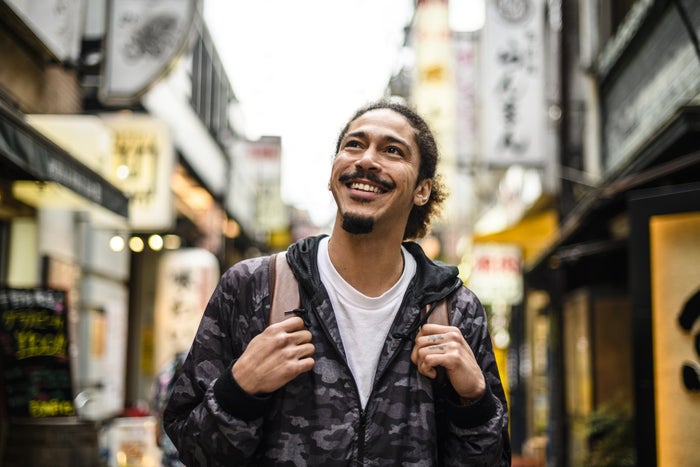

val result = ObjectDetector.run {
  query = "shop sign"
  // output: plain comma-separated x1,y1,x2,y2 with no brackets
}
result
229,137,288,239
101,0,197,104
649,211,700,464
153,249,219,372
600,2,700,173
101,115,175,231
467,243,523,305
4,0,84,62
481,0,546,166
0,288,75,417
454,32,479,167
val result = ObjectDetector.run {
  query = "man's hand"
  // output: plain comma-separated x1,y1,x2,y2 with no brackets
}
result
410,323,486,403
232,316,315,395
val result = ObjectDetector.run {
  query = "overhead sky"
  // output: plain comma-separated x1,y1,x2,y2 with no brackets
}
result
203,0,414,226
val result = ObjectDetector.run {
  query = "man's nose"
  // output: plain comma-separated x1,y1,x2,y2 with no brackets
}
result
355,147,381,170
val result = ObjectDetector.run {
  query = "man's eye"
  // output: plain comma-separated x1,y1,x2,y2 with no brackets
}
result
386,146,403,155
345,140,360,148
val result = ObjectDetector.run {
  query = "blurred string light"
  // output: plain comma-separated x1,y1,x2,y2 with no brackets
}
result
163,234,181,250
109,235,125,252
148,234,164,251
129,236,144,253
449,0,485,32
110,233,182,252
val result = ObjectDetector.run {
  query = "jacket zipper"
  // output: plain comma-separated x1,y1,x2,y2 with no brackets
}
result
307,278,459,465
306,294,368,466
357,408,366,466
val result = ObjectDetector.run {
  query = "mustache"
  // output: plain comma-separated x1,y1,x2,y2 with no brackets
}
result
338,171,395,191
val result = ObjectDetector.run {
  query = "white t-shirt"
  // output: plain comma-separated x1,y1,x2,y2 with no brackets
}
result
317,237,417,408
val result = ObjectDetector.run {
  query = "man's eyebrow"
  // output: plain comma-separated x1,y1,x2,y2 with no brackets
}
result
384,135,412,153
343,130,368,140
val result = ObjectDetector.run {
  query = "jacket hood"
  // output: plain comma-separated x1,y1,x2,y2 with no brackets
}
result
286,235,462,306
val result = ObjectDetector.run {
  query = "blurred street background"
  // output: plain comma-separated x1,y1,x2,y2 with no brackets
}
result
1,0,699,466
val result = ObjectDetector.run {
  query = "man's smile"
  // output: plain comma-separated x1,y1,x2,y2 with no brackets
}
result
339,171,395,195
348,182,385,194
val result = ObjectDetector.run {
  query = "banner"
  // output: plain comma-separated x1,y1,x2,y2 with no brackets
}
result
481,0,546,166
0,288,75,417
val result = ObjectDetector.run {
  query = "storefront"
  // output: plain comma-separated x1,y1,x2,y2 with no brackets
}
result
0,103,131,464
525,120,700,466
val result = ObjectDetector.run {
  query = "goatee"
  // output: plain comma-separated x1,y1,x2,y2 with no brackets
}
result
341,213,374,234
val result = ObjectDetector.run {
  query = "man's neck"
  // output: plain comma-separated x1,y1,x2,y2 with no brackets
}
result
327,230,405,297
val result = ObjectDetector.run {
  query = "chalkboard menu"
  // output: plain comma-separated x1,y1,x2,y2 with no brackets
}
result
0,288,75,417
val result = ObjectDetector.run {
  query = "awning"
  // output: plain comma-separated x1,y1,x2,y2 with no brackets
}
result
0,105,129,219
525,103,700,283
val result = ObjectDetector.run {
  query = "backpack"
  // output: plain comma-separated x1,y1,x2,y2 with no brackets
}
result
267,252,450,326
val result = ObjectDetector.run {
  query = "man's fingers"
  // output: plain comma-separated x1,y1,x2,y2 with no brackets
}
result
412,327,468,380
271,315,307,332
235,319,315,394
286,342,315,360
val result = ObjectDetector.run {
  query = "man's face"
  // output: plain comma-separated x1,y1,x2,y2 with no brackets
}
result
329,108,432,236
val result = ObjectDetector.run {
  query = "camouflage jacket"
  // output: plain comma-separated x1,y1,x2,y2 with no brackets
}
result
164,235,511,466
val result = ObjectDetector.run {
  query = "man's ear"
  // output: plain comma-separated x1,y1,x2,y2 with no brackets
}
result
414,179,432,206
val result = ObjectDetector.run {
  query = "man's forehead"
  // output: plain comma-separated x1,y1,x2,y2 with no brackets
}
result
347,110,416,140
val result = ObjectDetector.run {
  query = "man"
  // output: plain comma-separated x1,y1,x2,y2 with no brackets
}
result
164,101,511,466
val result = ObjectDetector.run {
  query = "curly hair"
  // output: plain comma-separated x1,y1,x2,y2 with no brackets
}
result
334,100,447,240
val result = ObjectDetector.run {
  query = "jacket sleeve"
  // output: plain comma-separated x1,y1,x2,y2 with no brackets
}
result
162,258,272,466
440,286,512,466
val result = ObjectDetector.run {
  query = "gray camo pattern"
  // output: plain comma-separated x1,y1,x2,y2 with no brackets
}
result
164,235,510,466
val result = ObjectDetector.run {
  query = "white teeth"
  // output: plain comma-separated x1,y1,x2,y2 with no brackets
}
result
350,182,381,193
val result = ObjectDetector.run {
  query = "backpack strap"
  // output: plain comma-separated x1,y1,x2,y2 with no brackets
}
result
425,299,450,326
268,252,301,325
422,297,452,387
269,250,451,327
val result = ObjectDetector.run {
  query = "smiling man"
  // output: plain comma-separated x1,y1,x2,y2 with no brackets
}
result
163,101,511,466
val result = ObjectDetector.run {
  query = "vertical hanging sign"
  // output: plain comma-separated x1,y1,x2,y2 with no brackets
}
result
153,249,219,372
481,0,546,166
0,288,75,417
414,0,458,224
454,32,479,168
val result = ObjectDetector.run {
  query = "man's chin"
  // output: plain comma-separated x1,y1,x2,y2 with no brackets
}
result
341,213,374,235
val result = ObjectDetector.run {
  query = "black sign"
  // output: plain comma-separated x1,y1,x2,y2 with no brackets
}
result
0,288,75,417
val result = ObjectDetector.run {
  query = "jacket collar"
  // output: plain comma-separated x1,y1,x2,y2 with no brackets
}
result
286,234,462,307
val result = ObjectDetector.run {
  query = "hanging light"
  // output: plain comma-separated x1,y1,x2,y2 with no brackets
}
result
109,235,125,252
129,236,144,253
148,234,164,251
163,234,181,250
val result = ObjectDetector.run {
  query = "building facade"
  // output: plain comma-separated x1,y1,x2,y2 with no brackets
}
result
0,0,288,464
393,1,699,466
525,1,700,466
